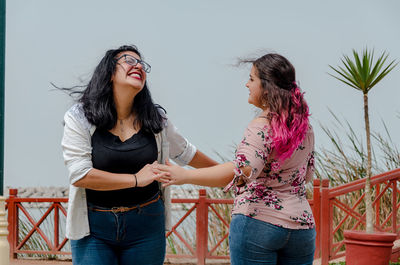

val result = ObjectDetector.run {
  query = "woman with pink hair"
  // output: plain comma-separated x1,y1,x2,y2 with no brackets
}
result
156,53,315,265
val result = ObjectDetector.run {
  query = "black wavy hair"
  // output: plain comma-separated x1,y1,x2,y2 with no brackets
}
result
62,45,165,133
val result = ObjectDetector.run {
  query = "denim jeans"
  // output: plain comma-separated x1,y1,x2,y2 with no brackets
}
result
229,214,316,265
70,194,166,265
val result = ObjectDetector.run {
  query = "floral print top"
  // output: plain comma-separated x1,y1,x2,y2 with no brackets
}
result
224,119,315,229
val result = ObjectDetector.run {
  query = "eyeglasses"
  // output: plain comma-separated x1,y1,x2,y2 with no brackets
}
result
116,54,151,73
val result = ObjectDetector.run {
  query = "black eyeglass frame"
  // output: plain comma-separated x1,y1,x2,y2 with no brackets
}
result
115,54,151,73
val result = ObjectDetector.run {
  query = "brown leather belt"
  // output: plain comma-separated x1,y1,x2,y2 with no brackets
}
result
91,194,161,213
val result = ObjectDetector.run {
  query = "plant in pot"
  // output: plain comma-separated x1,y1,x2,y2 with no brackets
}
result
329,48,398,265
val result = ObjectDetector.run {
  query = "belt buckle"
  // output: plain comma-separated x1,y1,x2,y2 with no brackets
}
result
111,206,130,213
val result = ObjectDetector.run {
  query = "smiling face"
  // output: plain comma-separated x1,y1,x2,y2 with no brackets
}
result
112,51,147,93
246,65,264,109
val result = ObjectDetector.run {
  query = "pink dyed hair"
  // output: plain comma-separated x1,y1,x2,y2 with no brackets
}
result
252,54,310,162
269,84,310,161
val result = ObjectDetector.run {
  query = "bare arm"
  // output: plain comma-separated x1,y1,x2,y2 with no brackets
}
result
188,150,219,168
156,161,251,188
185,162,235,187
73,150,213,191
74,164,168,191
73,169,136,190
157,120,269,188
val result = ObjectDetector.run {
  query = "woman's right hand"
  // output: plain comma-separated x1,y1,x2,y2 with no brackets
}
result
135,163,170,187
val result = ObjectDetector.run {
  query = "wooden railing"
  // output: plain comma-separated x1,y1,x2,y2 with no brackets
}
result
6,189,69,257
5,188,235,264
5,169,400,265
166,189,233,262
314,168,400,264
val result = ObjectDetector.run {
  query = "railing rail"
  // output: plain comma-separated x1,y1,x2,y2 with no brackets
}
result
5,188,237,264
164,191,234,263
315,168,400,265
6,169,400,265
6,189,69,258
329,168,400,196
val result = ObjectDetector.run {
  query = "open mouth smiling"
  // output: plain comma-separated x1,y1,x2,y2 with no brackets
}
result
128,71,142,80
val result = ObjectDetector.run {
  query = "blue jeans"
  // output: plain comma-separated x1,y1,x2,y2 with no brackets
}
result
70,195,166,265
229,214,316,265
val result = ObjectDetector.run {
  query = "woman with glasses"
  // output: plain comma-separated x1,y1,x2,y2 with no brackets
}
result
61,45,217,265
156,53,316,265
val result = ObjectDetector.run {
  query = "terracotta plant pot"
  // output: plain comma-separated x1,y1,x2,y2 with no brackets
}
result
344,230,397,265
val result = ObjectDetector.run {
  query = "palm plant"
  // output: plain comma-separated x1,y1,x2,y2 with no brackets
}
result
329,48,397,233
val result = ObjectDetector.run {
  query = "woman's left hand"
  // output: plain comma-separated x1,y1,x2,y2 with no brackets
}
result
153,160,188,187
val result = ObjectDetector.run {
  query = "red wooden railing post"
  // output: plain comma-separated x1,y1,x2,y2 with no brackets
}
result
313,179,321,258
54,203,59,249
376,183,380,227
392,181,397,233
7,188,18,259
320,179,330,265
196,189,208,265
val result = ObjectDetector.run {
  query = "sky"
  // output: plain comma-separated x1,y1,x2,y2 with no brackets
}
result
4,0,400,188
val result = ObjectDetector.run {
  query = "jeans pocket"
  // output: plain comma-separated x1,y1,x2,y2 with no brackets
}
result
88,209,119,240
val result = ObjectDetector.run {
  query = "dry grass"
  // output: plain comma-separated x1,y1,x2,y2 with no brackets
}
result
314,112,400,246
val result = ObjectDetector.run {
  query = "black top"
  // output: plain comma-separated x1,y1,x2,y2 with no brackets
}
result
86,128,159,207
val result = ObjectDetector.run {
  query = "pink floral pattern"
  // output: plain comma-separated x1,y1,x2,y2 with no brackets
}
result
270,161,281,171
290,210,315,228
225,120,315,229
236,182,283,210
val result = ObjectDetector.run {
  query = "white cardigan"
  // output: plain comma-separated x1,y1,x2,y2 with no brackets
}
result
61,104,196,240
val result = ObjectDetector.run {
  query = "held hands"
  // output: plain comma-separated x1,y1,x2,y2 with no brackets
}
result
135,163,171,187
153,160,188,187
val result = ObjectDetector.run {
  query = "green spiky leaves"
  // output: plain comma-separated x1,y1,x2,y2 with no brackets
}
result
329,49,398,94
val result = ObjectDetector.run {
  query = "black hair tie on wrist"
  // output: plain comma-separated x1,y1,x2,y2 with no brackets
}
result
133,174,137,187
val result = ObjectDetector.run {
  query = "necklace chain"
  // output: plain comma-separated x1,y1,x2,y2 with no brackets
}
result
119,119,125,133
117,114,134,134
